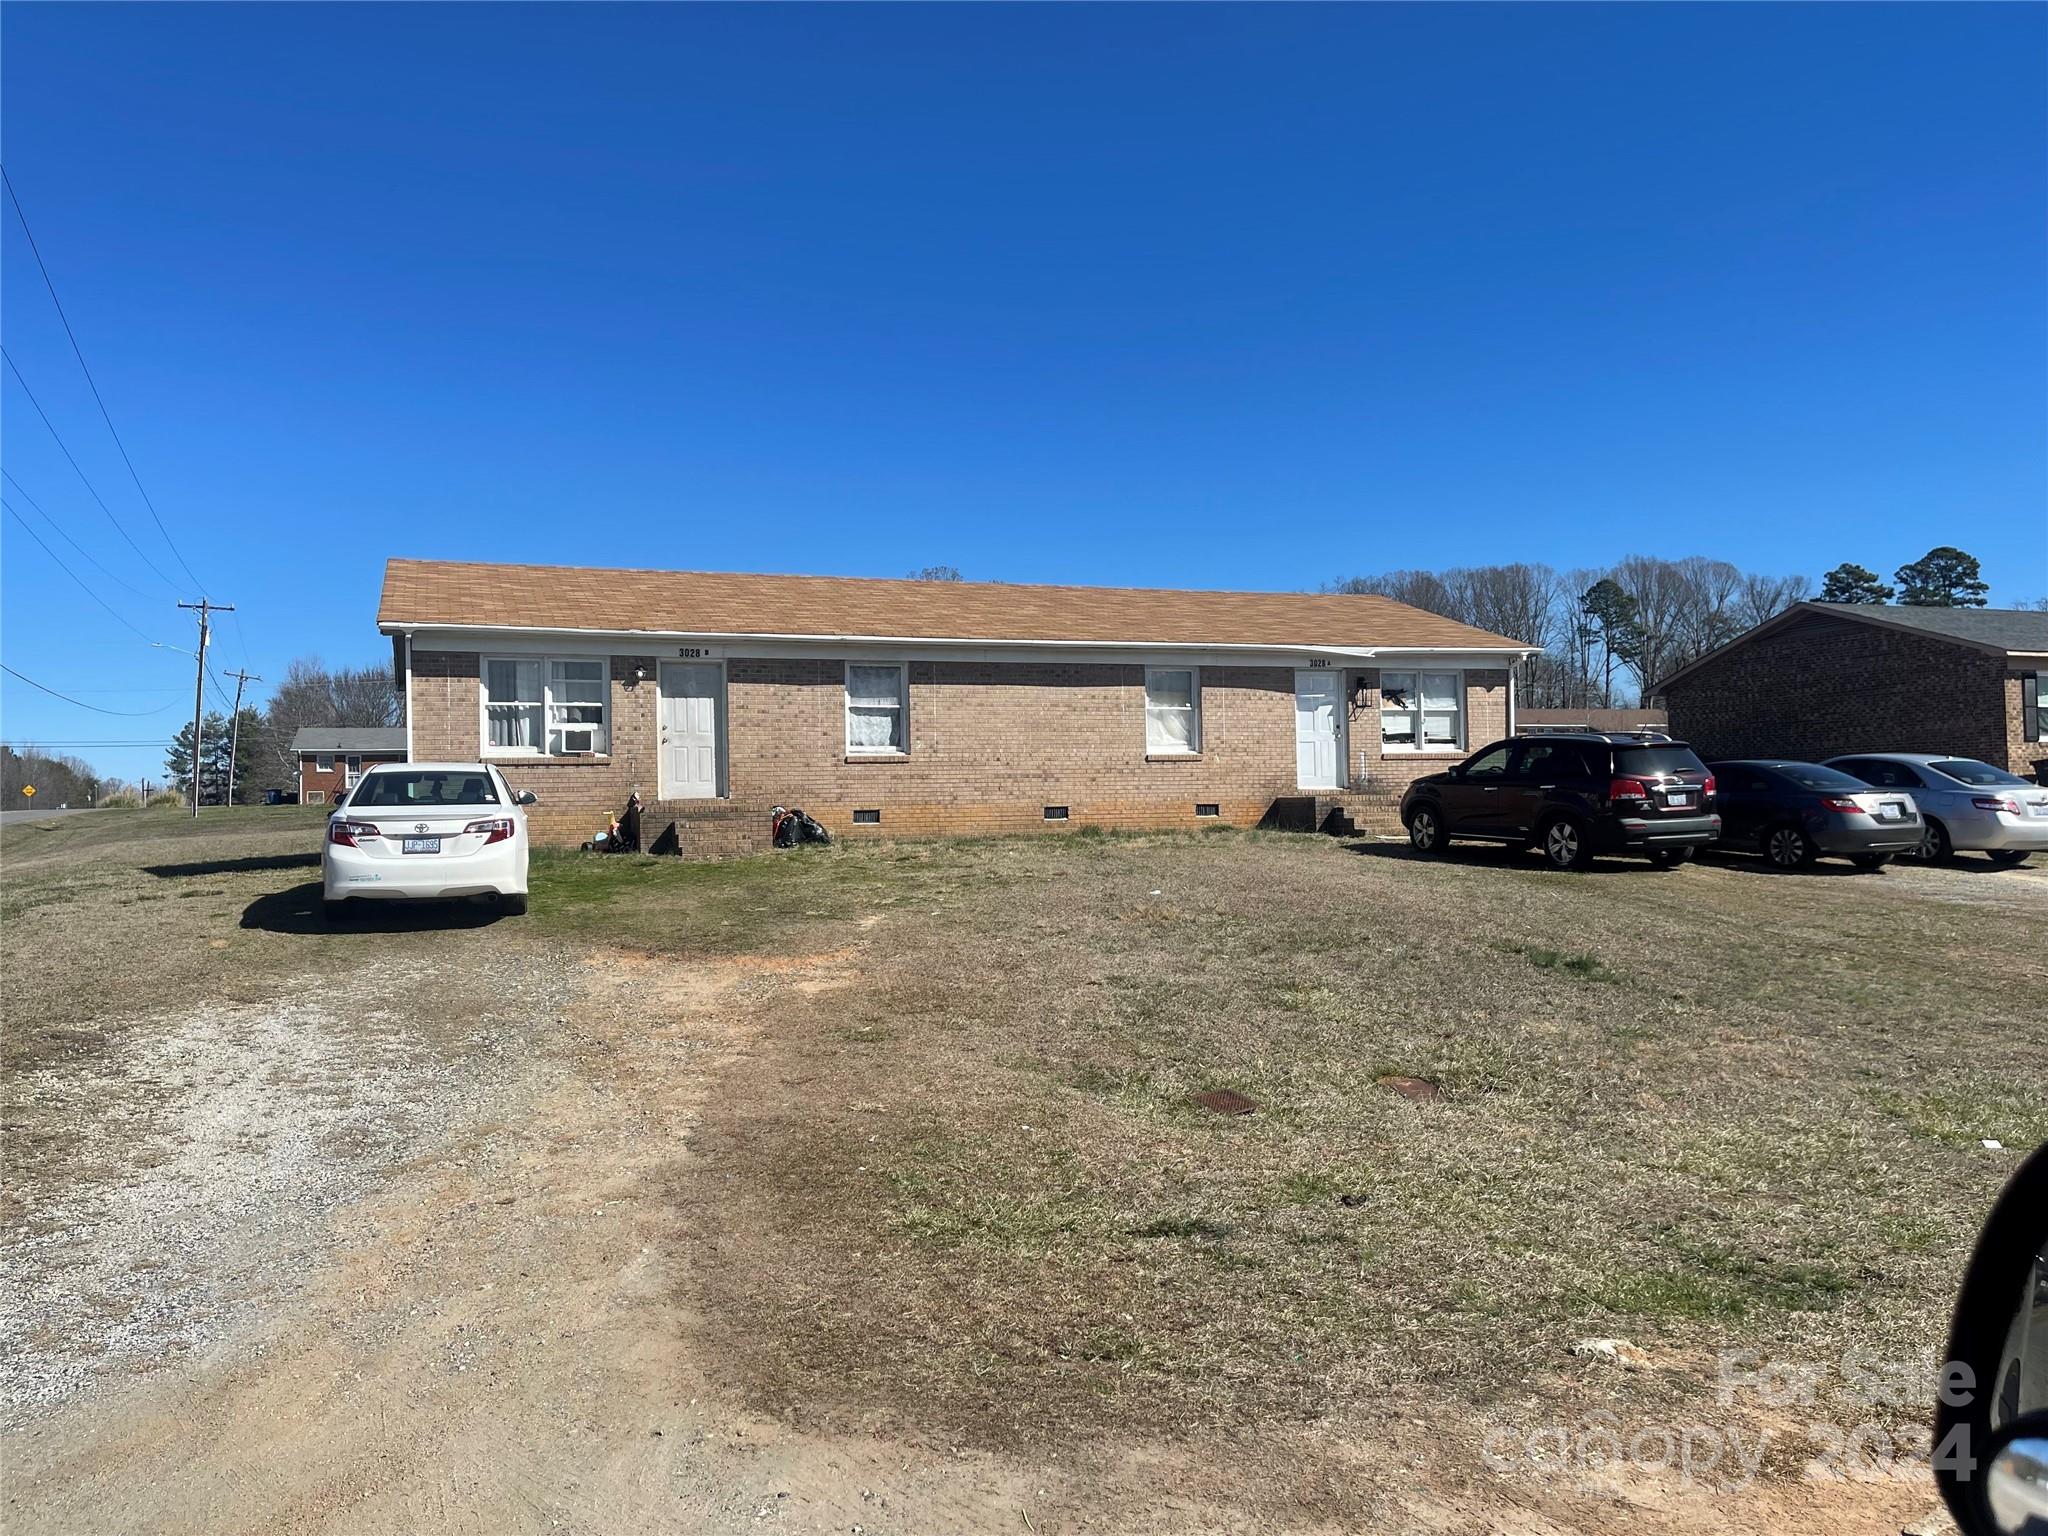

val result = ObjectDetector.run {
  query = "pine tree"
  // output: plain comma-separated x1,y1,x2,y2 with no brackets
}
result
1894,547,1990,608
1819,562,1893,604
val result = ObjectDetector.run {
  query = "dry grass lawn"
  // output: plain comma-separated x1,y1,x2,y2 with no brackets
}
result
5,806,2043,1531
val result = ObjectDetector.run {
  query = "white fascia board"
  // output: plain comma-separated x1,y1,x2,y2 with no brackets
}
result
384,621,1535,669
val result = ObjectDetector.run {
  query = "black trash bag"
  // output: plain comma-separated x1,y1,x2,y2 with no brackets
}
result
614,794,642,854
772,806,832,848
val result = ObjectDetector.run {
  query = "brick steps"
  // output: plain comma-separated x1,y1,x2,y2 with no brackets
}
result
642,798,778,860
1312,790,1407,839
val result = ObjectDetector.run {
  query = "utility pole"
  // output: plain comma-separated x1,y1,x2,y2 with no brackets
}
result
177,599,233,817
224,667,261,809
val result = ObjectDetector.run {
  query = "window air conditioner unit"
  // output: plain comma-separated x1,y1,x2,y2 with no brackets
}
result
559,727,598,753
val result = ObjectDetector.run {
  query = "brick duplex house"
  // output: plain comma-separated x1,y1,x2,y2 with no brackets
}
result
378,559,1535,850
1656,602,2048,776
292,726,407,804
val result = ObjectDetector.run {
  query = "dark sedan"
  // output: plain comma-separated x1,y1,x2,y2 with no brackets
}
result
1706,760,1923,870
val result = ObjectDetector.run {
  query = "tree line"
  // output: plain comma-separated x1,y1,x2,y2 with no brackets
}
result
1327,545,2016,708
0,745,112,808
164,657,400,804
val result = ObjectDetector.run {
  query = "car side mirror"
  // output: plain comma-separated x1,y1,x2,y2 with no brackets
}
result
1936,1142,2048,1534
514,790,538,806
1448,765,1467,781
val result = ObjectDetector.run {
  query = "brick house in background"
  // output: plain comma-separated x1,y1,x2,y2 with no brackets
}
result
1656,603,2048,775
376,559,1536,851
292,726,407,804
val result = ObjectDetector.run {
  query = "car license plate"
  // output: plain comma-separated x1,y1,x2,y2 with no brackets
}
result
401,836,441,854
1879,802,1905,821
1666,792,1692,808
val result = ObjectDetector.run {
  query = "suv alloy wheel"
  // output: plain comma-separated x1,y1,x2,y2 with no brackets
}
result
1408,807,1442,853
1541,817,1590,871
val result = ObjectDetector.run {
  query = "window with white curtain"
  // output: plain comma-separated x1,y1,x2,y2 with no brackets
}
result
483,656,608,755
1145,668,1200,754
845,663,907,754
1379,669,1463,752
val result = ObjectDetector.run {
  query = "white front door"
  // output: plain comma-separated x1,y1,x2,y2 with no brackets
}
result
659,662,723,799
1295,669,1343,789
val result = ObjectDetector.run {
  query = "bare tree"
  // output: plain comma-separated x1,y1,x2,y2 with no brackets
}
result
1735,571,1812,629
262,657,402,789
1329,554,1809,706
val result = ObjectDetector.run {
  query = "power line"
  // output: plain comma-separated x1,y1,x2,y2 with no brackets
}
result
1,663,175,717
2,347,176,589
2,467,151,600
1,740,164,748
2,498,167,646
3,166,205,591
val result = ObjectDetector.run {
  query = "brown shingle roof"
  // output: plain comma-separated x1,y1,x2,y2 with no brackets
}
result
377,558,1533,652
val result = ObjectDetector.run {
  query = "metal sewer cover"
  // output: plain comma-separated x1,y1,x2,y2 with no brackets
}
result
1190,1089,1258,1116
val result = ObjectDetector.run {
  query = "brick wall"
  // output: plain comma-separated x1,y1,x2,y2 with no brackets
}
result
1661,613,2022,769
2006,669,2048,780
1347,667,1511,801
409,650,1512,847
299,752,404,804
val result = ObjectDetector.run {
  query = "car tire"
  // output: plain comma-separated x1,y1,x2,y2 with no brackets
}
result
1539,817,1592,871
322,898,353,924
1850,853,1892,871
1647,847,1693,869
1765,824,1817,870
1916,819,1954,865
498,891,530,916
1985,849,2031,868
1407,806,1445,855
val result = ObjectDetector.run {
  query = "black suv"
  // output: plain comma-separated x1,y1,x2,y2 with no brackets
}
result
1398,733,1720,870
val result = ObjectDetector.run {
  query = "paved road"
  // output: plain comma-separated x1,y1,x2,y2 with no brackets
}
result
0,806,96,825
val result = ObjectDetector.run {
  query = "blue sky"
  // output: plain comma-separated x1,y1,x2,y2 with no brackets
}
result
3,4,2043,784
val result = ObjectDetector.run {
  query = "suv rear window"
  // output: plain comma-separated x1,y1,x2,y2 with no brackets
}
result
350,770,500,807
1613,745,1708,777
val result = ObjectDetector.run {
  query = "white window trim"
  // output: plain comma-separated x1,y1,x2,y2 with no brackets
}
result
1144,666,1202,755
844,661,910,757
1378,667,1467,755
480,654,612,758
315,753,334,772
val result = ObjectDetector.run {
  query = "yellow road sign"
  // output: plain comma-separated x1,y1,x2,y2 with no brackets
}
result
21,785,34,798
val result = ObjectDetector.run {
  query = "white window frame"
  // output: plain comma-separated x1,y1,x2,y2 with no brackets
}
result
1144,666,1202,755
480,654,612,757
844,661,909,756
315,753,334,772
1378,668,1466,754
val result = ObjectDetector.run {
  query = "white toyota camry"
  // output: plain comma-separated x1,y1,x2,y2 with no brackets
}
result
322,762,536,922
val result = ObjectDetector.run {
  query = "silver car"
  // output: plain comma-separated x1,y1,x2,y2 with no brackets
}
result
1826,753,2048,867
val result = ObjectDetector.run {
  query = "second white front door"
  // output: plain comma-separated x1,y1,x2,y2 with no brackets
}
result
1295,669,1343,789
659,662,723,799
